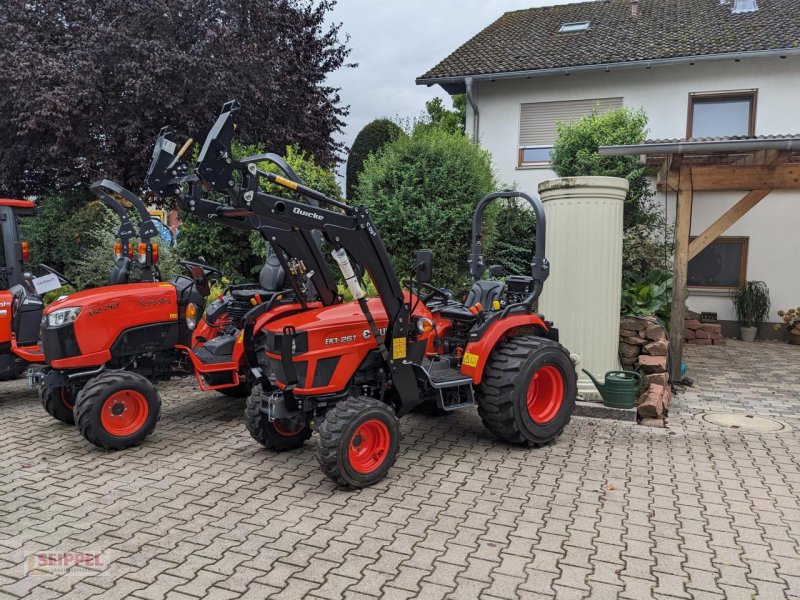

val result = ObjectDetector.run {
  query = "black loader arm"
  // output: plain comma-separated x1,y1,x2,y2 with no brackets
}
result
146,123,339,307
195,102,422,413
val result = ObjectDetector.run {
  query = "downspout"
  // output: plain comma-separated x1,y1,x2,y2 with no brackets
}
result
465,77,479,143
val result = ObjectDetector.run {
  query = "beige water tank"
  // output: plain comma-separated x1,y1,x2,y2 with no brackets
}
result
537,176,628,401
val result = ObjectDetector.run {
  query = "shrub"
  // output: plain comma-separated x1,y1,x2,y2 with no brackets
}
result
550,107,672,281
620,268,673,324
346,119,405,199
732,281,770,328
355,128,498,293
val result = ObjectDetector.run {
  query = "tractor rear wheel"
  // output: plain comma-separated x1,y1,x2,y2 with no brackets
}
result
74,371,161,450
244,384,310,451
476,335,575,446
317,396,400,488
40,382,75,425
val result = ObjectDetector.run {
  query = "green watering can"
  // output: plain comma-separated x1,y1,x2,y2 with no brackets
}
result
582,369,643,409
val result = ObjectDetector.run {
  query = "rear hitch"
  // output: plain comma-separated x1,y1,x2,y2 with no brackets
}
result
26,368,43,388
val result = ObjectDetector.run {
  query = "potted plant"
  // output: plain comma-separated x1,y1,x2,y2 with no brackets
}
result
774,307,800,345
731,281,770,342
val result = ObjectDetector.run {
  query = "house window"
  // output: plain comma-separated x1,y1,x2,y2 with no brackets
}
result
559,21,590,33
687,237,748,288
688,91,756,138
518,97,623,167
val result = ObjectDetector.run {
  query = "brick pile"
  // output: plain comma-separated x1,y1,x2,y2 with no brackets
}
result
684,319,725,346
619,317,671,428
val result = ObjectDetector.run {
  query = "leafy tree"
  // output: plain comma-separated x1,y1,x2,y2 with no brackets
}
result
550,107,672,281
354,128,498,293
415,95,467,136
345,119,404,199
0,0,350,196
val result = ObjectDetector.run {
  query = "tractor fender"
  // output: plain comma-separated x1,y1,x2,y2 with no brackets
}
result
0,291,12,344
460,314,549,385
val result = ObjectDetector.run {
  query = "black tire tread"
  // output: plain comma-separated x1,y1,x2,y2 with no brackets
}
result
74,371,161,450
317,396,394,487
244,385,311,451
476,335,573,447
40,382,75,425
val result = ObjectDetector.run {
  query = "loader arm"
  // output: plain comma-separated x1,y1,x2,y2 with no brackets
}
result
195,102,421,409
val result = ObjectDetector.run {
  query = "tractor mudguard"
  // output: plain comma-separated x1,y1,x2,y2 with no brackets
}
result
0,291,13,344
459,314,549,385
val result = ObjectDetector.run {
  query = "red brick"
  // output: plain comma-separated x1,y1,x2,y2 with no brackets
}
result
695,329,711,339
684,328,696,340
644,373,669,388
618,342,640,358
638,384,666,418
689,338,712,345
684,319,701,330
625,336,648,345
645,324,667,342
708,331,722,340
619,329,638,338
643,339,668,356
638,355,667,373
700,323,722,334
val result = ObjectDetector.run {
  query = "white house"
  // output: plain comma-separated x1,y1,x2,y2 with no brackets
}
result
417,0,800,337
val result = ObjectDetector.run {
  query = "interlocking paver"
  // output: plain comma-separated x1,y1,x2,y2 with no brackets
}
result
2,340,800,598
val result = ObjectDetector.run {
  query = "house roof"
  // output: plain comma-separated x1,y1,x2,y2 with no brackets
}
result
600,134,800,155
417,0,800,87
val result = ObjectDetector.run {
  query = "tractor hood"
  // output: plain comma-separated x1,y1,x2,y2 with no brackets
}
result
44,282,178,313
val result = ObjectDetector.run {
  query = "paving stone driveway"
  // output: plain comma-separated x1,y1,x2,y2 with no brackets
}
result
2,339,800,599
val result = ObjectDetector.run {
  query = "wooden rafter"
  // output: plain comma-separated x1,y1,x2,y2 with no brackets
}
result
687,190,770,261
662,162,800,192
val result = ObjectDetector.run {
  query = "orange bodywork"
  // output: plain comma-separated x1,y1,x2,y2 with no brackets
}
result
0,291,12,345
460,314,549,385
44,283,179,369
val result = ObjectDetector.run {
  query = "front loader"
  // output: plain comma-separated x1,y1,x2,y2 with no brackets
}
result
36,126,343,450
194,102,577,488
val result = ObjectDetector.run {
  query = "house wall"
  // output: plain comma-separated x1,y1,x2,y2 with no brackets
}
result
466,56,800,326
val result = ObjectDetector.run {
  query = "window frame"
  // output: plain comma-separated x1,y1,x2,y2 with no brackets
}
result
517,146,554,168
686,90,757,139
687,236,749,290
558,21,590,33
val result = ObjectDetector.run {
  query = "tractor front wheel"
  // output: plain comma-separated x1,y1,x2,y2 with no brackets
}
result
244,385,311,451
476,335,575,447
317,396,400,488
40,381,76,425
74,371,161,450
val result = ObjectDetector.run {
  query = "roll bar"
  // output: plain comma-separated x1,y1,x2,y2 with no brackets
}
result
88,185,136,249
89,179,162,281
468,191,549,309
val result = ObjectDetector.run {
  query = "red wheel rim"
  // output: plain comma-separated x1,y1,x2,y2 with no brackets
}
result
348,419,391,474
272,419,305,437
60,387,74,410
100,390,149,436
526,365,565,425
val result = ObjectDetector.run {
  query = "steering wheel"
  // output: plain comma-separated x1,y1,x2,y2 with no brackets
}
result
180,259,222,278
38,264,76,289
419,282,451,304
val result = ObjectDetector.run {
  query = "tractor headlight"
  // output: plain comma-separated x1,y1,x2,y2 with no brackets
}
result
47,307,81,327
185,302,198,330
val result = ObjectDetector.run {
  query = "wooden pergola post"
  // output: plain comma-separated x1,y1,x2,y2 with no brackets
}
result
669,166,692,377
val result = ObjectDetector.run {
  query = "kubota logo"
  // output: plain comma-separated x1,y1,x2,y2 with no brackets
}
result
293,207,323,220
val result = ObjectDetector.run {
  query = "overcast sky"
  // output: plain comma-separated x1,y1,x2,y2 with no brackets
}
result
324,0,577,174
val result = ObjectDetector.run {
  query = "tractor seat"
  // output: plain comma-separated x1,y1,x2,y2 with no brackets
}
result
109,257,132,285
230,252,287,302
433,303,479,323
465,280,505,310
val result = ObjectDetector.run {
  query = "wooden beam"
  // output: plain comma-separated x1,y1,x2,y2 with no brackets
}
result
669,168,693,378
687,190,771,260
663,163,800,191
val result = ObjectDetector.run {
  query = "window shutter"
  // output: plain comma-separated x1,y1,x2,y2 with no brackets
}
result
519,97,623,147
